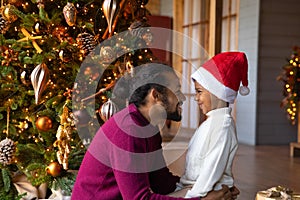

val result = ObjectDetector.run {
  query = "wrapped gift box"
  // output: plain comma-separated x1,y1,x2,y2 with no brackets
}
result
256,186,300,200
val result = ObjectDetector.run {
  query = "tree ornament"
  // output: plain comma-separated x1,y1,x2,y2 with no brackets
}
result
30,63,50,104
99,99,119,122
18,28,43,54
73,109,91,126
129,20,149,37
59,49,72,62
100,46,116,64
20,71,31,86
124,0,139,17
126,61,135,77
8,0,26,7
129,20,153,45
0,46,19,66
0,138,16,165
0,14,9,34
53,105,73,170
35,116,53,132
46,161,62,177
34,22,47,34
76,33,96,56
102,0,117,33
142,31,153,46
63,2,77,26
1,4,18,22
36,0,44,9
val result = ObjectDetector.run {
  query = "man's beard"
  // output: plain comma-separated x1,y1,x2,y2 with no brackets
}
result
166,104,182,122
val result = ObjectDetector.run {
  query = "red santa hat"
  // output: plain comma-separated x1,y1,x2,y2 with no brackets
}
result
191,52,250,103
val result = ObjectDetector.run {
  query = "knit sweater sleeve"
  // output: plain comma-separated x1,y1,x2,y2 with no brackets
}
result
110,130,199,200
113,138,199,200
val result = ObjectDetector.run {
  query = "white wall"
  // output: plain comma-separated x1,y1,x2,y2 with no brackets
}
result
236,0,260,145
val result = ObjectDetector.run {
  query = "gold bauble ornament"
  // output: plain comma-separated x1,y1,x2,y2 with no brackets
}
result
46,162,62,177
35,116,53,131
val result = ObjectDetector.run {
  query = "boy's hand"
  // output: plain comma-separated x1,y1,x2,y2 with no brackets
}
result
202,185,232,200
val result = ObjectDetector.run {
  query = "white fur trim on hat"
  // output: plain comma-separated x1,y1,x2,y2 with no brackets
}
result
191,67,237,104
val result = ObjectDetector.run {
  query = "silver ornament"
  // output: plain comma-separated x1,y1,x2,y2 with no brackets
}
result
102,0,117,33
30,63,50,104
100,99,119,122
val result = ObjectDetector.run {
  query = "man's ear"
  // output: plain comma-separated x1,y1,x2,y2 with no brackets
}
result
150,88,159,101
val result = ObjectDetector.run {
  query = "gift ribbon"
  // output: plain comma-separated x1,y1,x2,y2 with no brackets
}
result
17,28,43,53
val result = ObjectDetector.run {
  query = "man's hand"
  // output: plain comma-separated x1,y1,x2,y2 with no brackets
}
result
201,185,233,200
230,186,240,199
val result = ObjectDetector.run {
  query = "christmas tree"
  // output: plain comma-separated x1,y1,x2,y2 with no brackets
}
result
0,0,155,198
278,46,300,125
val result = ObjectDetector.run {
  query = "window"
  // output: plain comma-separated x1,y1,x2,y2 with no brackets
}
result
222,0,239,51
173,0,239,132
181,0,210,130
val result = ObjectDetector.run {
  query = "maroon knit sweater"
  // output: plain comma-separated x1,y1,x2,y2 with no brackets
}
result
71,104,200,200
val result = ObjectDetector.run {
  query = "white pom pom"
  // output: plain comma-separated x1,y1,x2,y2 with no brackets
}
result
239,86,250,96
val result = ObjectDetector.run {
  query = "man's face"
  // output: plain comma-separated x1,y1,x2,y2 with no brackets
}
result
161,72,186,122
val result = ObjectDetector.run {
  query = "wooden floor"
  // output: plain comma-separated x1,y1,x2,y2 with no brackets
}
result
232,144,300,199
163,142,300,199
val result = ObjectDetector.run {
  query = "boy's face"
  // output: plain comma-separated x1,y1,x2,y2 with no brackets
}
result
194,81,219,115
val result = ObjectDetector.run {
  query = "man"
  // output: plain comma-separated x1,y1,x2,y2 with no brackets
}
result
71,63,239,200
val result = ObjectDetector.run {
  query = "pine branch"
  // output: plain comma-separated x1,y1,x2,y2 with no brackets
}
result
1,169,11,193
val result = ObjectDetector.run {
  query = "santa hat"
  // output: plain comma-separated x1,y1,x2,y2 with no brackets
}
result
191,52,250,104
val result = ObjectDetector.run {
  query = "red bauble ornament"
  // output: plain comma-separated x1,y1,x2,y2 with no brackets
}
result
35,116,53,131
46,162,62,177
